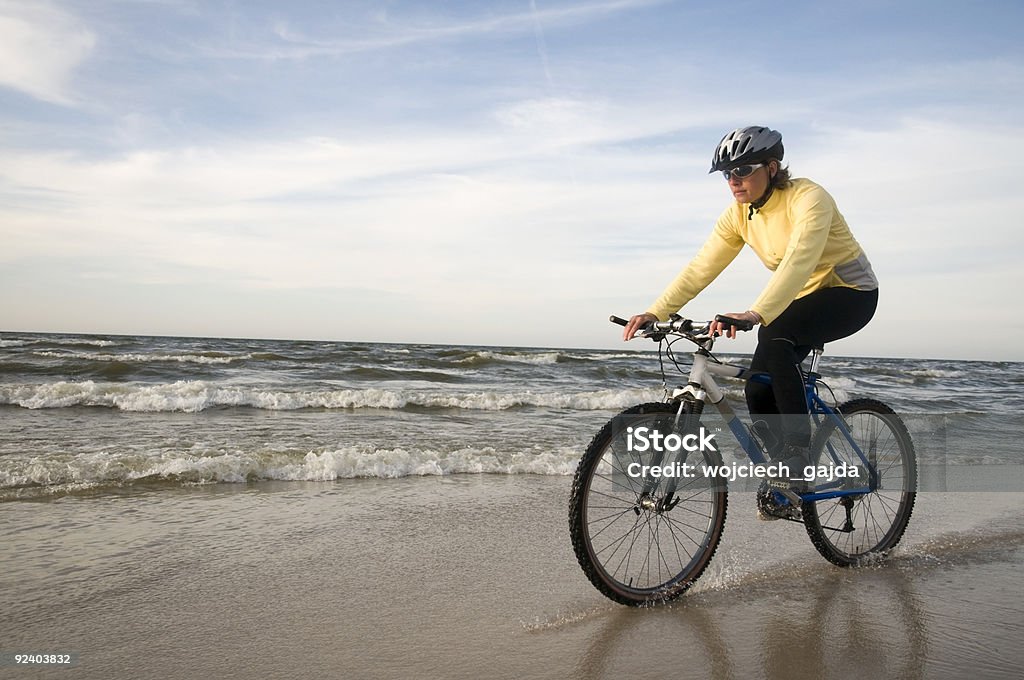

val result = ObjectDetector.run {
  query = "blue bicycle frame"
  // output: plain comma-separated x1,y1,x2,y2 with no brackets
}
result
671,347,876,503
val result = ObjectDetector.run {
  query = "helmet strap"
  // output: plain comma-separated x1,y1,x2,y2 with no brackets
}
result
747,166,777,219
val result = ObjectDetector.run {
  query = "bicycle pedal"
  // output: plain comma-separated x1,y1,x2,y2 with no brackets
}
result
764,482,804,507
766,477,805,490
757,505,803,522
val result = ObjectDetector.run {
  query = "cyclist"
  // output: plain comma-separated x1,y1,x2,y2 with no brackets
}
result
622,126,878,489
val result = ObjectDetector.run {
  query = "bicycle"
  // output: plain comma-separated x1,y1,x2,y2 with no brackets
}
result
568,314,917,606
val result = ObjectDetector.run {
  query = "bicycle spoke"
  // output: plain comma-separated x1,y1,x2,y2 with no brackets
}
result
803,402,916,565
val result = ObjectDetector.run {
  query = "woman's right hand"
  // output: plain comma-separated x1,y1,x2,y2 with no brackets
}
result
622,313,658,341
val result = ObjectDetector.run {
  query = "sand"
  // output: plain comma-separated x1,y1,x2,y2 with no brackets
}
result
3,475,1023,679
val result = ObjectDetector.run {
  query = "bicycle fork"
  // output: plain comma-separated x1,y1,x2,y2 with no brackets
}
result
633,398,700,515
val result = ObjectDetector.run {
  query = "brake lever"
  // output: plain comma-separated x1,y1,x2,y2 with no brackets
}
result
609,315,665,342
713,314,755,333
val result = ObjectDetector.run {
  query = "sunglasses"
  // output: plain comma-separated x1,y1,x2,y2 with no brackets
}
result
722,163,764,180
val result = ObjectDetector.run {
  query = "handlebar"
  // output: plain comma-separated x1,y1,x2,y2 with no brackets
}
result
713,314,755,332
610,314,754,341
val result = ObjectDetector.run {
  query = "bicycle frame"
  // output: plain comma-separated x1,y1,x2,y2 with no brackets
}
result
672,348,877,503
572,318,918,604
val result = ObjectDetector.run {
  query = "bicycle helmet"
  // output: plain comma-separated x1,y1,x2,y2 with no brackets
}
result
709,126,784,173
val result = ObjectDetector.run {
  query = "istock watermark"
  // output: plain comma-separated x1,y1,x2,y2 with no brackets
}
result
625,459,864,483
609,411,1024,492
623,425,864,483
625,426,717,453
624,425,718,480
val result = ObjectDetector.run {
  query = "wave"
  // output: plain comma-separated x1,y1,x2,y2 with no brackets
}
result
31,351,249,365
572,352,655,361
905,368,965,378
847,365,968,384
343,366,469,383
2,338,122,348
0,381,660,412
452,350,564,366
440,348,653,367
814,376,853,403
0,444,580,496
249,352,293,361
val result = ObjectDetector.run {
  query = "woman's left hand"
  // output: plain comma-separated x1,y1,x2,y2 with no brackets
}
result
709,310,762,339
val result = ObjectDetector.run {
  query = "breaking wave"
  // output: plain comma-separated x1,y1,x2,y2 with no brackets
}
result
0,380,660,412
0,444,580,496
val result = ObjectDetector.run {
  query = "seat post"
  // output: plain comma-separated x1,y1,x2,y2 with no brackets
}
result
807,347,824,376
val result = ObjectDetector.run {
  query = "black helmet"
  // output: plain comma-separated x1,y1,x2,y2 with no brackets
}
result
709,126,784,173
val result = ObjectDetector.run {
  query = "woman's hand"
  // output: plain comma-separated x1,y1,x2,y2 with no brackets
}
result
708,310,762,339
622,313,659,341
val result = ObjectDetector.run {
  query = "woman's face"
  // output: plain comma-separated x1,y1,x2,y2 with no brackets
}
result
727,160,777,203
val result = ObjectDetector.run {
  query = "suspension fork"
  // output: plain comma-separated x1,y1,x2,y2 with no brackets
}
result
636,395,704,505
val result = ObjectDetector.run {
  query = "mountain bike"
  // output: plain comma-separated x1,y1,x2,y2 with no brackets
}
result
568,315,916,606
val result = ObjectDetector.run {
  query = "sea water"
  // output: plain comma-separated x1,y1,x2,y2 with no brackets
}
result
1,332,1021,498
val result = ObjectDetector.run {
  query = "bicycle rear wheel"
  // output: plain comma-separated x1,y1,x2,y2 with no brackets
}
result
803,399,916,566
568,402,727,606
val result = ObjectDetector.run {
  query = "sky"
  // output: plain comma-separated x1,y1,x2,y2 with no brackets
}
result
1,0,1023,361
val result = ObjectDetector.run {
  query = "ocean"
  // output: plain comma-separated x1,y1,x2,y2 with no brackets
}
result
3,332,1023,679
2,332,1021,497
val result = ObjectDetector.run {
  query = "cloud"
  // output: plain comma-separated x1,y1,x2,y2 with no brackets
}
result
207,0,668,60
0,0,1021,358
4,109,1012,305
0,1,95,105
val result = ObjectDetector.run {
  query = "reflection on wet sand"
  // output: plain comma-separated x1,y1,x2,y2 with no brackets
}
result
573,560,934,680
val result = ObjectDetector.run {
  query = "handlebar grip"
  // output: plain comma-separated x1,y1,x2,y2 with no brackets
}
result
609,315,629,327
714,314,755,332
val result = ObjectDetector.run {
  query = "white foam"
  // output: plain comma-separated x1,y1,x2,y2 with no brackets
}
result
64,339,120,347
0,381,661,412
32,351,247,365
5,338,120,347
572,352,653,361
454,350,563,366
906,368,964,378
817,376,854,402
0,444,582,491
270,445,580,480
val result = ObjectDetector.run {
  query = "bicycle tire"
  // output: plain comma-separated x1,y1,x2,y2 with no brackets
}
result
568,401,728,605
802,398,917,567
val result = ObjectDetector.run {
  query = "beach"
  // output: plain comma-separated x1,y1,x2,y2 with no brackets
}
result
4,476,1023,679
3,1,1023,676
2,333,1023,678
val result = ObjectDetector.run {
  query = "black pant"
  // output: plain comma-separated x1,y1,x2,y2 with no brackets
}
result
744,287,878,453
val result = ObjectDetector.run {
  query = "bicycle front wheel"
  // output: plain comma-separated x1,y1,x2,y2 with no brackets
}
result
568,402,728,606
803,399,917,566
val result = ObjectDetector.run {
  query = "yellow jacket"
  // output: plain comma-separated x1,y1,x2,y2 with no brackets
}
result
646,178,877,325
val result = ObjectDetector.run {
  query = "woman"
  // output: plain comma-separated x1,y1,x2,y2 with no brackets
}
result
622,126,879,486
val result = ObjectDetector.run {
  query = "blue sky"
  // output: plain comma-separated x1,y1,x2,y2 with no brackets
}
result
1,0,1022,360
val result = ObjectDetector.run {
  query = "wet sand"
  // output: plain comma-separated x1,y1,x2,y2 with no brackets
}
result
4,476,1023,679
